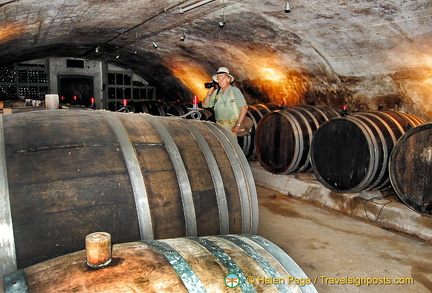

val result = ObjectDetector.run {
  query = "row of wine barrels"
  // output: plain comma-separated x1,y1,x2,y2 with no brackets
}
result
130,100,170,116
3,235,318,293
165,101,189,117
130,101,216,121
389,122,432,216
255,105,340,174
238,103,285,160
310,111,426,193
0,110,258,276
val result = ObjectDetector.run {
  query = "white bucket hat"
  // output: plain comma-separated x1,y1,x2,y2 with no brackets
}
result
212,67,235,83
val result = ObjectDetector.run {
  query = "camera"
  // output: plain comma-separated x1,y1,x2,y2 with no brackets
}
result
204,81,218,88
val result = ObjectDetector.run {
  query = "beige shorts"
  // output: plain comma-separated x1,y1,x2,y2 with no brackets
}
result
217,121,237,139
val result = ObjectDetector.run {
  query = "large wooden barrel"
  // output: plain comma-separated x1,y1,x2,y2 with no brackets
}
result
238,103,284,160
164,101,189,117
310,111,426,193
0,110,258,275
130,100,167,115
389,122,432,215
255,105,340,174
3,235,318,293
196,108,215,121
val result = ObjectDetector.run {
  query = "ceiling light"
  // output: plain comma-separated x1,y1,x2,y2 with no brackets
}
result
219,1,226,28
285,1,291,13
179,0,215,14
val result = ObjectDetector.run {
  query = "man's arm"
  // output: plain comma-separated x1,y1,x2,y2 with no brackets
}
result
202,88,216,108
233,105,248,133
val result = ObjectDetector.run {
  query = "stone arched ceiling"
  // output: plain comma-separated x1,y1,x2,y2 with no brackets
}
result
1,0,431,116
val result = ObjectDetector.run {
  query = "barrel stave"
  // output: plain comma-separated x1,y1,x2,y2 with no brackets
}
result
355,112,407,190
198,122,246,233
154,116,222,237
237,103,274,160
288,106,328,173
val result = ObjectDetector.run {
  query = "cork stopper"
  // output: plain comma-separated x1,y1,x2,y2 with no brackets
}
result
85,232,112,268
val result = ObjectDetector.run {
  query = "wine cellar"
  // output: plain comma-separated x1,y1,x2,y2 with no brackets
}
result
0,1,431,292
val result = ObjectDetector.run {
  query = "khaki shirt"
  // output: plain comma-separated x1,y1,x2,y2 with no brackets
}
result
204,85,247,122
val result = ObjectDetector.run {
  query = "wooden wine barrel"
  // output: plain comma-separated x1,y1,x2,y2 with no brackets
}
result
195,108,215,121
238,103,284,160
265,102,284,111
310,111,426,193
130,100,166,115
255,105,340,174
389,122,432,215
164,102,189,117
3,235,318,293
129,100,148,113
0,110,258,276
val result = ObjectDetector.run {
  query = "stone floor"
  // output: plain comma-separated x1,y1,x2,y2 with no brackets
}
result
256,185,432,293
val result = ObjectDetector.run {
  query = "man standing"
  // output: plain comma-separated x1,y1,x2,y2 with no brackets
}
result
202,67,248,138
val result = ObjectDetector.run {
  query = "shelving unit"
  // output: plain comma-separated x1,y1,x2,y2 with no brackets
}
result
0,62,49,101
107,71,156,111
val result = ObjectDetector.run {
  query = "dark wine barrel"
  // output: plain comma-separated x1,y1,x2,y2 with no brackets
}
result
147,100,167,116
129,100,149,113
265,102,284,111
130,100,166,115
310,111,426,193
164,102,188,117
0,110,258,276
389,122,432,215
255,105,340,174
238,104,271,160
4,235,318,293
196,108,215,121
238,103,285,161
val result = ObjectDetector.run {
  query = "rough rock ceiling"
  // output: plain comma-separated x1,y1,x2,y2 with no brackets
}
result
1,0,431,107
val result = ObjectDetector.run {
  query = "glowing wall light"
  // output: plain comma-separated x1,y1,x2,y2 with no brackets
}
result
167,58,210,100
0,25,25,42
239,52,308,106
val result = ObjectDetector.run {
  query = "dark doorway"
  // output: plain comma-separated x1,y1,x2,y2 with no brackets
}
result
58,75,94,106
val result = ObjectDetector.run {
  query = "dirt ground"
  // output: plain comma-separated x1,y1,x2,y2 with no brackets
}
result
256,185,432,293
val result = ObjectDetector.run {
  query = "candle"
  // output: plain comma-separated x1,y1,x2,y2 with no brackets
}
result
192,95,198,109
